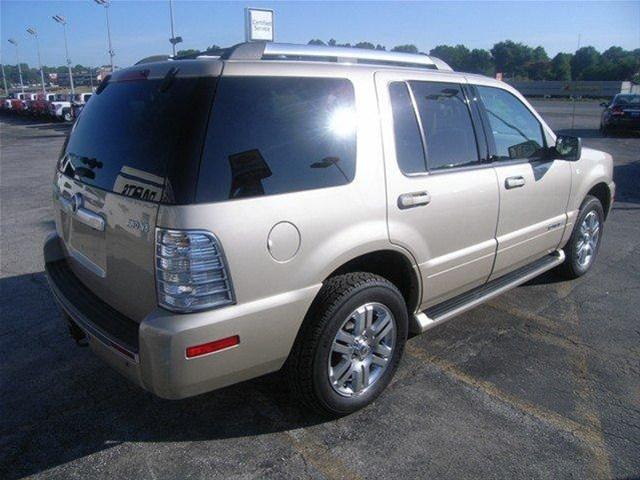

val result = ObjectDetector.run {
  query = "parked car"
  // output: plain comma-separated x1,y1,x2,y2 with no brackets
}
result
1,97,11,113
600,94,640,135
71,92,93,119
10,98,25,114
44,42,614,416
49,93,73,122
30,93,56,117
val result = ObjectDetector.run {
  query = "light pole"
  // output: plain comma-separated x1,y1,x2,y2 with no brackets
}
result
94,0,115,71
7,39,25,94
52,15,75,95
0,53,9,95
26,27,47,95
168,0,183,57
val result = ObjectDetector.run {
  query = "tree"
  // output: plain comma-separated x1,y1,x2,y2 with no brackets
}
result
571,46,600,80
551,53,572,81
354,42,375,50
429,44,469,71
491,40,534,78
176,48,199,57
466,49,494,76
391,44,418,54
308,39,325,46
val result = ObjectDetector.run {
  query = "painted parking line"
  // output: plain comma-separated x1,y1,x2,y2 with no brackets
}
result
404,342,611,479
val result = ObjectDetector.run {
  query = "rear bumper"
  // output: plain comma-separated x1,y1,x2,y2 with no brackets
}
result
605,116,640,129
44,233,320,399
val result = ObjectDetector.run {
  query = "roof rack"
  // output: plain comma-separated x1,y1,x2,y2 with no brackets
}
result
176,42,453,71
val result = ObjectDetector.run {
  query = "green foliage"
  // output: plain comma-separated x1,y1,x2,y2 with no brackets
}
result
2,40,638,88
571,46,600,80
428,44,470,71
176,49,200,56
551,53,572,81
391,44,419,54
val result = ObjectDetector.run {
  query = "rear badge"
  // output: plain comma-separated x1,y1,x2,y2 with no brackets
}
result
127,218,150,233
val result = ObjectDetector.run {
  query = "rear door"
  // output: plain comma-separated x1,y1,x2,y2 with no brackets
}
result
376,71,500,308
473,84,571,279
54,65,218,321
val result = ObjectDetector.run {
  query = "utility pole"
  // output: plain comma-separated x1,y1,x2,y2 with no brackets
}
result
26,28,47,95
7,39,25,94
94,0,115,71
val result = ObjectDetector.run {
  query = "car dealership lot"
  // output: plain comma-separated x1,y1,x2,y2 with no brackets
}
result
1,101,639,479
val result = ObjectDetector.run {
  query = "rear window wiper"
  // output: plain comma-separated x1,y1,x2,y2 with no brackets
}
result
158,67,180,93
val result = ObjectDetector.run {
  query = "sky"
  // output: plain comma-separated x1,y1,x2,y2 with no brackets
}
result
1,0,639,69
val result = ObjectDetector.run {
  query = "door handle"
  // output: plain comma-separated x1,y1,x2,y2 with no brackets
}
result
398,191,431,209
505,176,526,189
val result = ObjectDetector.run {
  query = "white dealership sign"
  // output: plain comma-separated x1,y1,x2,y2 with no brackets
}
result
245,8,274,42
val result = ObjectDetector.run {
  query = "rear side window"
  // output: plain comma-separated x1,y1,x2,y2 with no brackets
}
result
409,81,479,170
389,82,426,174
196,76,356,203
476,85,545,160
62,76,217,204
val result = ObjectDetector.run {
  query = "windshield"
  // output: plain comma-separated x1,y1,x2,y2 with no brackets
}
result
61,75,217,204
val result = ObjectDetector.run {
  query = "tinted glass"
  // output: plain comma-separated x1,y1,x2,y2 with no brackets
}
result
613,94,640,106
476,85,545,160
409,81,479,170
196,76,356,203
62,76,216,204
389,82,426,174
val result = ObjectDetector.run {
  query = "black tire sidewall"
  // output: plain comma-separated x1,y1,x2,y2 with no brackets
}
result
312,283,408,415
567,197,604,277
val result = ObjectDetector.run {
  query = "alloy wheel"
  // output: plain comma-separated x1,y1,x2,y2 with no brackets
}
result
328,302,396,397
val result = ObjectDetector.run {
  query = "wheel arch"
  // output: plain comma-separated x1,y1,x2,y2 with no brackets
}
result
587,182,612,219
323,248,422,317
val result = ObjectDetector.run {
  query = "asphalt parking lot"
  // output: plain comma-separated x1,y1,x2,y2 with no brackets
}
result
1,100,639,480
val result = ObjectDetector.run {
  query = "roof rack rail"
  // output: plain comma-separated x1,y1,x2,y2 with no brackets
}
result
222,42,453,71
174,42,452,71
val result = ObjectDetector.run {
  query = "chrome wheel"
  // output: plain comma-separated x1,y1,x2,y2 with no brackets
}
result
328,302,396,397
576,211,600,268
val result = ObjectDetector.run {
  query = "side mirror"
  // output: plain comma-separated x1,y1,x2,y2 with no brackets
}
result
555,135,582,161
599,102,608,108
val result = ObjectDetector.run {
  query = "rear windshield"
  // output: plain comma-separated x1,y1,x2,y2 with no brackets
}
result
196,76,356,203
61,75,216,204
613,94,640,106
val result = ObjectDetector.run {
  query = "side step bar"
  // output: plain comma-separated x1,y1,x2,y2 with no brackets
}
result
411,250,565,333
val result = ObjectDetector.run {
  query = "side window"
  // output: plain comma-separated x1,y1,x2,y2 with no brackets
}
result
389,82,426,174
476,86,545,160
409,81,480,170
196,76,357,203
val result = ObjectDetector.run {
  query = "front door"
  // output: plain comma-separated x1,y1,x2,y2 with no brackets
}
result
376,71,500,309
473,84,572,279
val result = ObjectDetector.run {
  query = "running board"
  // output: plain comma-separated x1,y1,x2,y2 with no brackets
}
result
411,250,565,333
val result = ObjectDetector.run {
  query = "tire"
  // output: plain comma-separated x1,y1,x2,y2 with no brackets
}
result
287,272,408,417
63,110,73,122
558,195,604,279
600,124,608,137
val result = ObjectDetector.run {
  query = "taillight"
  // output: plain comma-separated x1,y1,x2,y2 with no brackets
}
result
155,229,235,313
611,106,624,116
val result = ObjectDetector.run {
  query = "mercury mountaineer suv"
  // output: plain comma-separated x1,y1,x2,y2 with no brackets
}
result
44,42,615,416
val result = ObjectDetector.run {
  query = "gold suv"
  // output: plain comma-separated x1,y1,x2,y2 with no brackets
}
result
44,42,614,416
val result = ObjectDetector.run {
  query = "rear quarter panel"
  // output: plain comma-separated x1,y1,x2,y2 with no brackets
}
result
157,63,397,315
